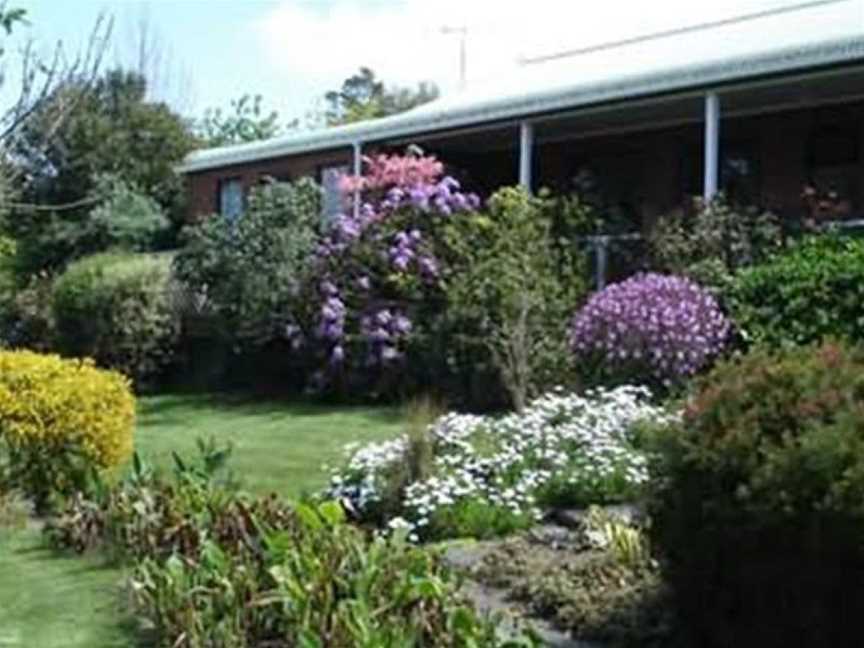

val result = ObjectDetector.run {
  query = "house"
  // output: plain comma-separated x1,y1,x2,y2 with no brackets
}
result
179,0,864,231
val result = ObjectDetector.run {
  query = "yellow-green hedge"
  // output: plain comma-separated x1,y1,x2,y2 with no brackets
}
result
0,350,135,481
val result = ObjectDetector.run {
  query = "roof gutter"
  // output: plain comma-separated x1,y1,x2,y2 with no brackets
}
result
179,35,864,174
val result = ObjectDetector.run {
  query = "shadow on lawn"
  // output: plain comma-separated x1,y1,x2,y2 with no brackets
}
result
137,392,404,429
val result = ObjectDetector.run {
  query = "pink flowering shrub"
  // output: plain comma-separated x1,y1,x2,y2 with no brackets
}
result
302,149,479,393
569,273,731,387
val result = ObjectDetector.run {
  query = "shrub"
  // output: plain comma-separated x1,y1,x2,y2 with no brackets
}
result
50,450,530,648
0,274,56,352
300,149,479,398
6,175,170,278
648,342,864,648
727,234,864,348
174,178,320,347
327,386,670,542
443,186,588,411
84,174,170,252
648,196,781,291
52,251,180,385
569,273,731,389
0,349,134,509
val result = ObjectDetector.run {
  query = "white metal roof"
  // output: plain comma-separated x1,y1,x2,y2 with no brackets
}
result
180,0,864,174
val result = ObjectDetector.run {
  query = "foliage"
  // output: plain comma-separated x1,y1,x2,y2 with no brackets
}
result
84,174,170,251
0,272,54,350
443,186,588,411
301,149,479,397
174,178,320,347
327,387,670,542
0,233,16,313
195,93,285,147
52,252,180,385
648,341,864,647
15,68,195,220
0,349,134,510
648,196,781,291
8,174,171,277
50,448,532,648
323,66,438,126
727,234,864,348
570,273,731,389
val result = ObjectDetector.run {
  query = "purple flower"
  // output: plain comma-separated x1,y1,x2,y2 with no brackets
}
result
393,315,412,334
569,273,730,385
320,280,339,297
356,276,371,291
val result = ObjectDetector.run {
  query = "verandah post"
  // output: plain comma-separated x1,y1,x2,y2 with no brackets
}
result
519,121,534,192
704,91,720,201
352,141,362,218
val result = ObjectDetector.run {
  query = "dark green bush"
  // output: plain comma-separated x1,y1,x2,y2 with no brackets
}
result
6,175,170,278
174,178,319,347
52,251,180,385
727,234,864,348
649,342,864,648
649,196,781,291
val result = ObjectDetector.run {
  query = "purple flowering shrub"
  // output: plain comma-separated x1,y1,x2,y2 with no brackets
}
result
302,149,480,393
569,273,731,387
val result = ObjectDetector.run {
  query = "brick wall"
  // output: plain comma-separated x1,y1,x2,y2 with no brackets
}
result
185,146,353,221
184,101,864,225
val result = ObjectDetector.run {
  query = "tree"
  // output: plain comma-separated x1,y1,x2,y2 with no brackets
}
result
15,68,195,219
443,187,588,411
323,67,438,126
196,94,288,147
0,6,112,189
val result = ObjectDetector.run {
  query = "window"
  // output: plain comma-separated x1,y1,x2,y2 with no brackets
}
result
320,164,349,220
218,177,244,221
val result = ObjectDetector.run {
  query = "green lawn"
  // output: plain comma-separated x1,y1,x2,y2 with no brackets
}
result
135,393,403,496
0,395,404,648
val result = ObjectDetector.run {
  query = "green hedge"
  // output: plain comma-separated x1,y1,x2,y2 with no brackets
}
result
52,252,180,385
727,234,864,347
649,342,864,647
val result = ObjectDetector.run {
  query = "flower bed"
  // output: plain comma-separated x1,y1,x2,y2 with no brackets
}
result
327,386,673,541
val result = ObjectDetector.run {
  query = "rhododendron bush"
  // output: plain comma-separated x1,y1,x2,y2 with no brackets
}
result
298,149,479,394
569,273,731,388
326,386,672,541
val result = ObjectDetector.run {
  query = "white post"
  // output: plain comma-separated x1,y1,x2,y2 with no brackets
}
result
352,141,362,218
703,92,720,201
519,121,534,192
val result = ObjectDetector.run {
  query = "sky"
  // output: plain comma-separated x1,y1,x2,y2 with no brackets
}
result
7,0,821,127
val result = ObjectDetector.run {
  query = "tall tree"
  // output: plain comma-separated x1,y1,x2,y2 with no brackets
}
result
15,68,195,218
323,67,438,126
196,94,289,147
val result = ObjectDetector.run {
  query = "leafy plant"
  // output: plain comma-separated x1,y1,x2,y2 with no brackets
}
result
727,233,864,348
52,251,181,385
174,177,320,348
443,186,588,411
648,195,781,291
0,349,134,511
51,446,532,647
648,341,864,647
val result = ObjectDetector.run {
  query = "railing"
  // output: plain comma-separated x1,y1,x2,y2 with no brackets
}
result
576,232,645,290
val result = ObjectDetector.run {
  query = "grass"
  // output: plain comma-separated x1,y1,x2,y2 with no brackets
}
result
0,394,404,648
135,393,402,496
